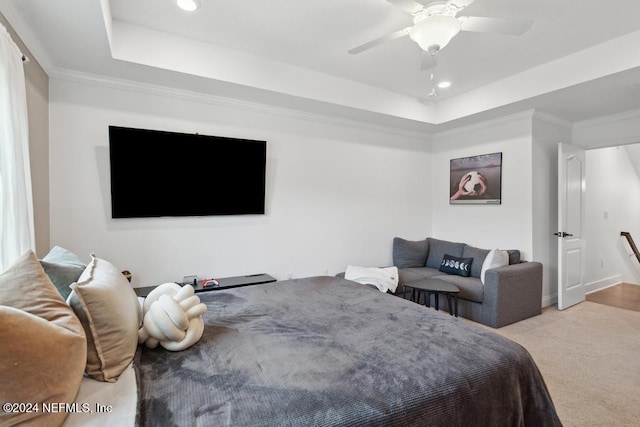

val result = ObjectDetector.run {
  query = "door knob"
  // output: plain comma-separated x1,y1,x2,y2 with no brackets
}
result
554,232,573,237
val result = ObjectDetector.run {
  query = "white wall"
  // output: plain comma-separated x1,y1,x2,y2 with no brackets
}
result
430,113,534,258
532,116,570,306
430,113,564,306
584,145,640,289
48,77,432,287
625,143,640,177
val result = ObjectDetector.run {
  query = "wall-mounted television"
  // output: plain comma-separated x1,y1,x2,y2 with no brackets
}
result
109,126,266,218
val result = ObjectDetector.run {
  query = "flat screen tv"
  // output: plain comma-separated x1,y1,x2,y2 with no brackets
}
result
109,126,266,218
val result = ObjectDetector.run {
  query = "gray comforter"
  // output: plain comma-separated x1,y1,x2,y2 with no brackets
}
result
136,276,561,426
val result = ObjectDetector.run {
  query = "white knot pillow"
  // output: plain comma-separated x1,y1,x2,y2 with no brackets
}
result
138,283,207,351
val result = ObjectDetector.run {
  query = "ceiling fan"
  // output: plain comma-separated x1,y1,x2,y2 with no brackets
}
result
348,0,532,70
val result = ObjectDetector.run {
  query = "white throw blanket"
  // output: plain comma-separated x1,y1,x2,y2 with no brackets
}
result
345,265,399,293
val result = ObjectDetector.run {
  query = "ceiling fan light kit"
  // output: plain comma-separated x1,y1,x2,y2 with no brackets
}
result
177,0,200,12
347,0,533,102
349,0,531,56
409,14,461,52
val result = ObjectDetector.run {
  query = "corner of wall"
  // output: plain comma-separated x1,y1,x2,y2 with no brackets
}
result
429,113,534,257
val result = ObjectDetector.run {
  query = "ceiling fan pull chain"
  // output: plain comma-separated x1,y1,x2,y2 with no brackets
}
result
427,47,440,97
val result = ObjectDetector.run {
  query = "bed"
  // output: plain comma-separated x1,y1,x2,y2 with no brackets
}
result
134,276,562,426
1,250,560,426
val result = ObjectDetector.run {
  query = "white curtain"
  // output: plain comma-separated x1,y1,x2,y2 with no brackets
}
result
0,23,34,272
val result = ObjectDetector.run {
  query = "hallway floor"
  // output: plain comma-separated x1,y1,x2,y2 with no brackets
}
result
586,283,640,312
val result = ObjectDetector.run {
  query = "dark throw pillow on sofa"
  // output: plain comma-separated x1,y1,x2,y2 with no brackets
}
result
439,254,473,277
393,237,429,268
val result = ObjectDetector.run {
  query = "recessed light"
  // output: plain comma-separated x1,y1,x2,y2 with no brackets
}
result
437,81,451,89
177,0,200,12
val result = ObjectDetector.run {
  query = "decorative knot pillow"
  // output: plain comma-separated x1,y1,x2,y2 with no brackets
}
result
439,254,473,277
138,283,207,351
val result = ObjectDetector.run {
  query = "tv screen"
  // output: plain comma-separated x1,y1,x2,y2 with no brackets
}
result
109,126,266,218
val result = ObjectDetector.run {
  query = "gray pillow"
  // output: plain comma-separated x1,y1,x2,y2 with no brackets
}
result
40,246,86,301
462,245,490,278
393,237,428,268
425,238,465,269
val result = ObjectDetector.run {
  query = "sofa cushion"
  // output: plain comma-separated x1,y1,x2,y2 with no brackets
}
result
434,274,484,303
439,254,473,277
398,267,441,285
461,245,490,278
393,237,429,268
425,238,465,269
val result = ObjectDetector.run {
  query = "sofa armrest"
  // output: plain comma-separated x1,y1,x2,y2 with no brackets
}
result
482,261,543,328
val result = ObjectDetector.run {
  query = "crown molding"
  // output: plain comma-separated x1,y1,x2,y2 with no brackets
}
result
49,67,432,143
431,110,536,139
532,111,573,129
572,108,640,148
573,108,640,129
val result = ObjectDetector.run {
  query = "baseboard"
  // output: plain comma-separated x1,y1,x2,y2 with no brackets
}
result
585,275,622,295
542,293,557,308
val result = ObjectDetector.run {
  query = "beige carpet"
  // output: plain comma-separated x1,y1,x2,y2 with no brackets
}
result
468,302,640,426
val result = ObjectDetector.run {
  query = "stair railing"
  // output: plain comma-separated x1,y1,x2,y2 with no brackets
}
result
620,231,640,264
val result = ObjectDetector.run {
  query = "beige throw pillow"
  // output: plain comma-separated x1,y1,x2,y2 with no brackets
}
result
0,250,87,427
68,255,142,382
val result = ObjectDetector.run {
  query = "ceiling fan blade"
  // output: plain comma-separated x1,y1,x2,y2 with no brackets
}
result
420,50,437,70
447,0,475,11
386,0,426,14
459,16,532,35
348,27,411,55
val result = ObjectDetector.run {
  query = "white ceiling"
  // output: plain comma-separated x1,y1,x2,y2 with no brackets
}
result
3,0,640,132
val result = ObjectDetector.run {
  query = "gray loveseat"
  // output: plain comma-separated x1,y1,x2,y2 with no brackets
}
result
392,237,542,328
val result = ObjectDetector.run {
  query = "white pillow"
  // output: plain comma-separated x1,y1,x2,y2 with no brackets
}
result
345,265,399,293
480,249,509,284
138,283,207,351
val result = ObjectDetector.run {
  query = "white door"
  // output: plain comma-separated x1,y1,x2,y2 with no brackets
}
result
557,143,586,310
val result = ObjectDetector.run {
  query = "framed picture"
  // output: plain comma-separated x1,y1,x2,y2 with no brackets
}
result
449,152,502,204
